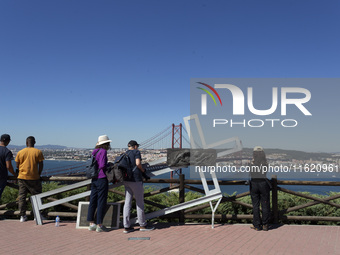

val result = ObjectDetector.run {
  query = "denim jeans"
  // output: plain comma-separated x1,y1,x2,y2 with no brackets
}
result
87,177,108,225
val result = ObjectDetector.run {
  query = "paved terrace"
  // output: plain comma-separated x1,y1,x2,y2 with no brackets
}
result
1,220,340,255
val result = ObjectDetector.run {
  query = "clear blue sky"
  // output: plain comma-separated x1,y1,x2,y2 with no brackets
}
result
1,0,339,151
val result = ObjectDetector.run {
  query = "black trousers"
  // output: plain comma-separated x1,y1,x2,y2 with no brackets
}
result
250,180,271,228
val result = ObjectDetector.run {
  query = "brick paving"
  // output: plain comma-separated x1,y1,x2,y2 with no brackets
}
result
1,219,339,255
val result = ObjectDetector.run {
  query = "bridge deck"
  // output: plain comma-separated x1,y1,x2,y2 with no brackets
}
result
1,219,339,255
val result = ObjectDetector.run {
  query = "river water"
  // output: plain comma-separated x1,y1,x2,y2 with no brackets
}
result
12,160,340,195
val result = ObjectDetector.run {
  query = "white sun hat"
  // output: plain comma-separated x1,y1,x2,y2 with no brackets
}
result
96,135,112,146
253,146,264,152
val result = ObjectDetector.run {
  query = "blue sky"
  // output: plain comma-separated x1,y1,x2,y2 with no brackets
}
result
0,0,339,151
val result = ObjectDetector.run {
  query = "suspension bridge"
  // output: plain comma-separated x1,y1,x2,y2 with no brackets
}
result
40,124,192,177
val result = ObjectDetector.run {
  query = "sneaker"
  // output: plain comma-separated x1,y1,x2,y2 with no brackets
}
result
88,224,97,231
20,215,27,222
250,225,262,231
123,227,134,234
263,225,269,231
140,225,155,231
96,225,108,232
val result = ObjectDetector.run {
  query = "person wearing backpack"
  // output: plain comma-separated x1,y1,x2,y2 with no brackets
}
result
123,140,154,233
87,135,111,232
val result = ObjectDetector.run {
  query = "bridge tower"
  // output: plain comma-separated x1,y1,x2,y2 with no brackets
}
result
170,123,182,182
171,123,182,149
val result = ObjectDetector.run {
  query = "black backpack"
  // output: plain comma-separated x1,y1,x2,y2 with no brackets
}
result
86,149,102,179
106,152,133,183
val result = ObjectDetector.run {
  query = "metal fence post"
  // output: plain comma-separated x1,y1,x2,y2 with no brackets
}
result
179,174,185,223
271,175,279,224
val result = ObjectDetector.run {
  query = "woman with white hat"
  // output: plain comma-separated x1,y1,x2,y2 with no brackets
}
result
87,135,111,232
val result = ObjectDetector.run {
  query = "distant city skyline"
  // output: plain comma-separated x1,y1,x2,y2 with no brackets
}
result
6,143,340,155
1,1,339,152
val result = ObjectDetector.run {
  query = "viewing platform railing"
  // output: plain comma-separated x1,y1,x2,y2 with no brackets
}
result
1,175,339,224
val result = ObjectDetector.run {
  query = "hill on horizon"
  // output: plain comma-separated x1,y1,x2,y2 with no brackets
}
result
8,144,68,150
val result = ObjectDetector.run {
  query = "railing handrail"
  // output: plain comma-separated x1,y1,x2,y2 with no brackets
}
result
4,174,340,225
8,175,340,186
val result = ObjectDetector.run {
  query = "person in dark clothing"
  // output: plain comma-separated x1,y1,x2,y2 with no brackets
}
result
0,134,15,201
249,146,271,231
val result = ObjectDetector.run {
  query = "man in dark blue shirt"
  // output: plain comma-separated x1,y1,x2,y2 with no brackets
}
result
123,140,154,233
0,134,15,201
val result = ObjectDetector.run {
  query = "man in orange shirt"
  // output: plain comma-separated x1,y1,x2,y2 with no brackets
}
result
15,136,44,222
